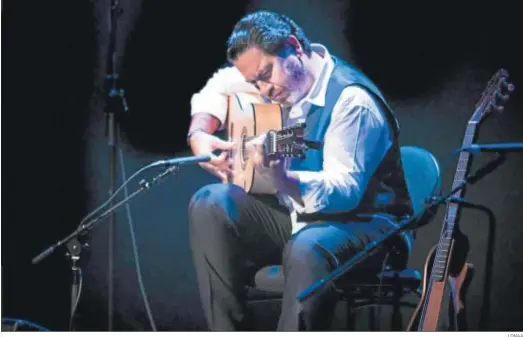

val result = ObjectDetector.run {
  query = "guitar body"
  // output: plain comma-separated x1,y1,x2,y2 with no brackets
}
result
224,93,284,194
407,243,474,331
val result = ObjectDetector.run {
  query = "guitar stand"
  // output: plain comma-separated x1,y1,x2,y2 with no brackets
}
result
445,197,496,331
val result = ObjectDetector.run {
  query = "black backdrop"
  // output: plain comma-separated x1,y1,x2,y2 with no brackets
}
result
2,0,523,331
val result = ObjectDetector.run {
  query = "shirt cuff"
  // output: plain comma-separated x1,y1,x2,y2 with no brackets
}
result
290,170,363,215
190,93,228,126
291,170,330,214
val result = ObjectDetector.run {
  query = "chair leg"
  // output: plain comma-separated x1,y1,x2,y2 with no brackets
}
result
390,287,403,331
368,307,375,330
346,300,355,331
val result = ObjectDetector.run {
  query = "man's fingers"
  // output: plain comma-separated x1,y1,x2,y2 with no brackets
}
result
210,151,228,165
213,138,235,150
269,159,281,169
216,151,229,161
244,142,256,156
250,134,266,146
199,163,223,179
215,170,227,180
213,152,234,174
245,142,265,164
199,162,215,173
199,162,231,180
250,150,262,166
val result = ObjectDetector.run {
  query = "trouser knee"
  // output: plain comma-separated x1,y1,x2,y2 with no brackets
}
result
188,183,243,238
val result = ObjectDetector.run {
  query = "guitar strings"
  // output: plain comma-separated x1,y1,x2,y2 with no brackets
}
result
417,213,453,330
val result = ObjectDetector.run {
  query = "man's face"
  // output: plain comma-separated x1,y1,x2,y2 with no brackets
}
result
233,39,310,106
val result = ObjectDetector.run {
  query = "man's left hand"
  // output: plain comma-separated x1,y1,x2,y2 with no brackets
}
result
245,134,286,182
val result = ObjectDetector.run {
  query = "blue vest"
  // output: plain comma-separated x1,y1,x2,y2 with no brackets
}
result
292,56,413,222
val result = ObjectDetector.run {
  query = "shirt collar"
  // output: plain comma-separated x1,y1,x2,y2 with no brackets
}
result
296,43,335,108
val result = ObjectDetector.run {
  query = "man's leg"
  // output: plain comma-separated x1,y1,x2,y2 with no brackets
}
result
277,214,404,331
188,183,292,331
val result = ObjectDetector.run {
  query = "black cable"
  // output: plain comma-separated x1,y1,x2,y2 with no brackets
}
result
117,132,157,331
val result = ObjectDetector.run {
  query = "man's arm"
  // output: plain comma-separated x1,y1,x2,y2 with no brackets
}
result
187,65,258,148
187,113,222,149
276,86,392,214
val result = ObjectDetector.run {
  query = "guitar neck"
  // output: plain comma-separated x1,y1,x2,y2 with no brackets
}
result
432,121,477,281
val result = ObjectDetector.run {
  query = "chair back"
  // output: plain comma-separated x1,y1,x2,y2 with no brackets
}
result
400,145,441,224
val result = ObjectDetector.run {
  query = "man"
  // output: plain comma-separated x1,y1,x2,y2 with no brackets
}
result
186,10,413,331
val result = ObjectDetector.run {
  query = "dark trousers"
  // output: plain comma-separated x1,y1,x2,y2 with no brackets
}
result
188,183,404,331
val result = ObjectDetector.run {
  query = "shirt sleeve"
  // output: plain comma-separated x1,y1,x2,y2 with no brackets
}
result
190,65,259,127
290,86,393,214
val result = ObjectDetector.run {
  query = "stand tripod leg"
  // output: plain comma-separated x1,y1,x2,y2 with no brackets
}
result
67,238,82,331
70,261,80,330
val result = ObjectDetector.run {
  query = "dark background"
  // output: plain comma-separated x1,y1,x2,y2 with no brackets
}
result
2,0,523,331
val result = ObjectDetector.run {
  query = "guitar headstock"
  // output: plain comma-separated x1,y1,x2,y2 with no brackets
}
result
266,123,307,159
471,68,515,124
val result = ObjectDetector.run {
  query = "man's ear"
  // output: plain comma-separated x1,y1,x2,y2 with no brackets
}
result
286,35,303,56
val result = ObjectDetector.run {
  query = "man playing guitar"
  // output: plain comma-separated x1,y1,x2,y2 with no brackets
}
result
186,10,413,331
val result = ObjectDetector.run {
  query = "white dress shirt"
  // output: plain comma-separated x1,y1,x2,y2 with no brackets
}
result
190,44,393,233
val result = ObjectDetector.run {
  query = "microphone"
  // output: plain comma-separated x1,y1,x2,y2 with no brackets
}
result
152,154,211,167
462,142,523,154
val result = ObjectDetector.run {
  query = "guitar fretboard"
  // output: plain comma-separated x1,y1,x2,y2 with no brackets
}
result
432,121,476,281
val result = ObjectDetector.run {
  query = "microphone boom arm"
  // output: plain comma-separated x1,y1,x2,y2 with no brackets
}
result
32,165,180,265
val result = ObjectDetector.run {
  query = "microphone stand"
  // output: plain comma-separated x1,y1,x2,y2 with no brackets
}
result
104,0,128,330
296,153,507,303
31,164,180,330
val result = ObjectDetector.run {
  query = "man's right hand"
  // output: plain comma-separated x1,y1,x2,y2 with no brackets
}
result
189,131,234,180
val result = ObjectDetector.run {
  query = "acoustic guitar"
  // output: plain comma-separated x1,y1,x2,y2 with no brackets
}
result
223,93,308,194
407,69,515,331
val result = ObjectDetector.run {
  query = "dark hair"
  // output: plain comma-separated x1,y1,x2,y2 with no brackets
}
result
226,10,312,62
